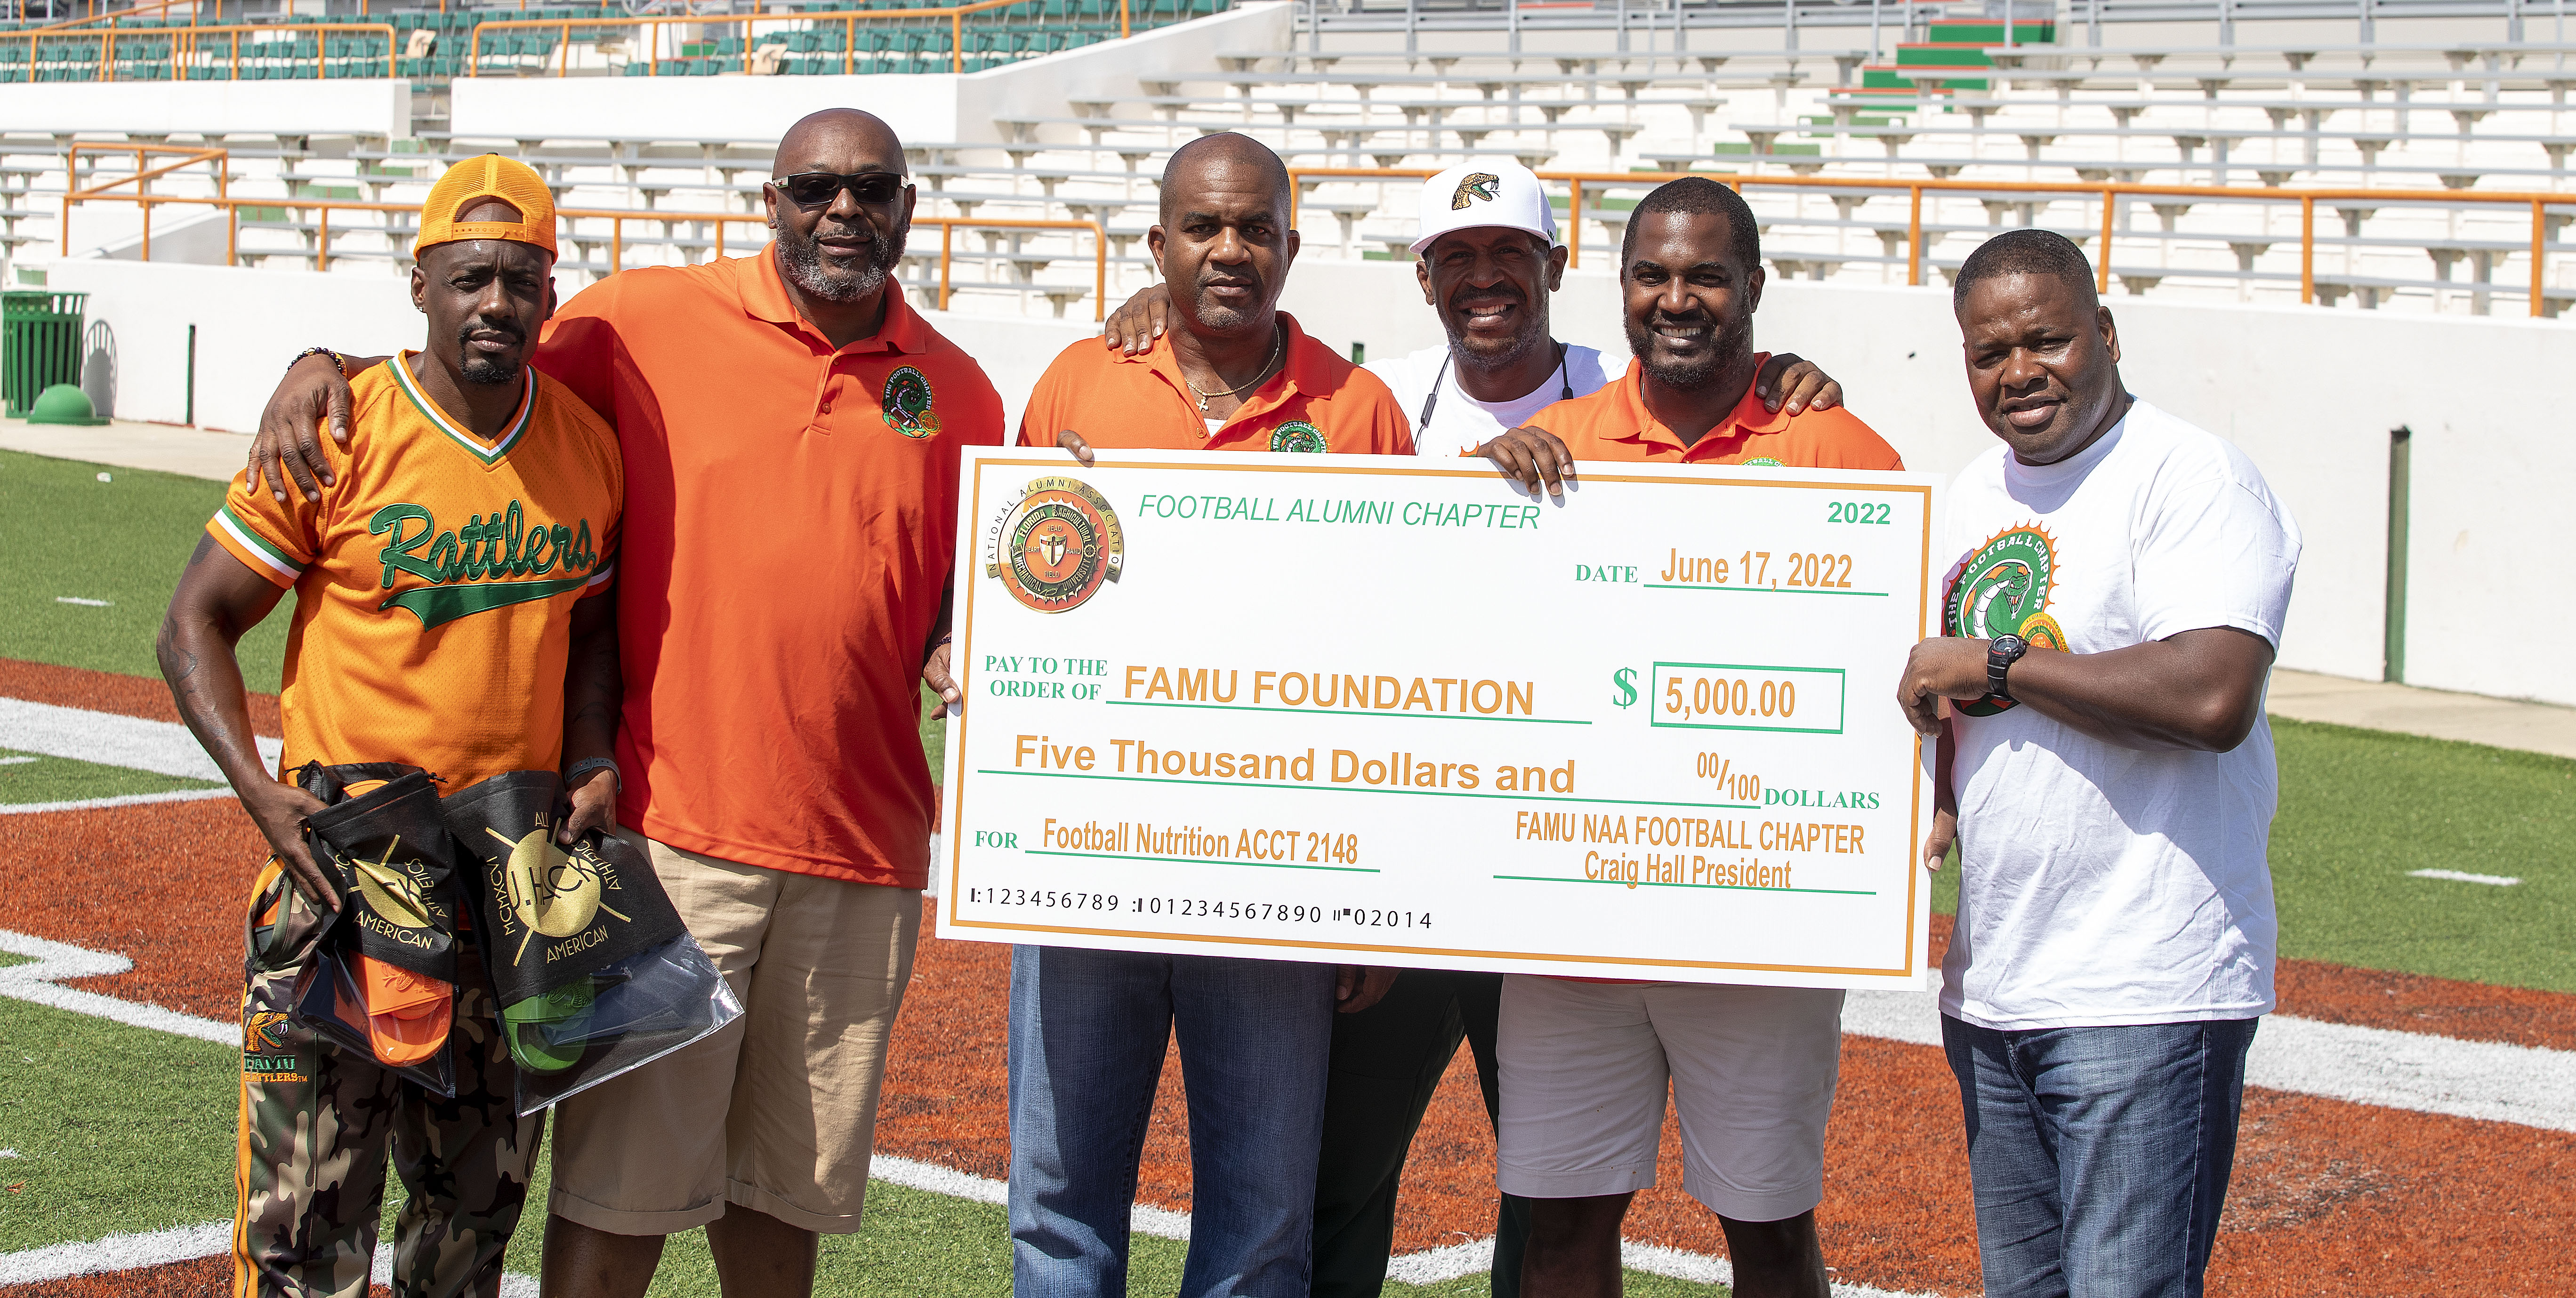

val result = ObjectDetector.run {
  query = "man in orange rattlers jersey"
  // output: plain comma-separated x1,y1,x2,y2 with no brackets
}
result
155,153,622,1298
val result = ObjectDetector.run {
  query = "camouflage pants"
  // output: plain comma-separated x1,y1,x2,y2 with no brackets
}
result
234,858,544,1298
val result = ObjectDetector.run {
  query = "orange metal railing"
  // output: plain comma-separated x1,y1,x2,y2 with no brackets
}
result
24,0,198,33
1289,167,2575,318
61,152,1111,319
468,0,1132,78
62,143,227,262
2,21,398,81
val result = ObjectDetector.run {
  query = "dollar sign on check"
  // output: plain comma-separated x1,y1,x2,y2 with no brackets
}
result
1611,667,1637,708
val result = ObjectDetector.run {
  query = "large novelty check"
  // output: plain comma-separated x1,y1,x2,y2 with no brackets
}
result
935,449,1941,990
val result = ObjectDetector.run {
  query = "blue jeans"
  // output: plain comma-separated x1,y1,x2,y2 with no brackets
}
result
1009,945,1335,1298
1941,1015,2259,1298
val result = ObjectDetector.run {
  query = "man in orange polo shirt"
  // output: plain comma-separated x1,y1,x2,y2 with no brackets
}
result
1019,138,1411,458
1009,132,1410,1298
1478,176,1899,1298
243,109,1002,1298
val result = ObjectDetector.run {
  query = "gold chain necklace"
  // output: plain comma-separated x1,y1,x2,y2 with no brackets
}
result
1182,325,1284,413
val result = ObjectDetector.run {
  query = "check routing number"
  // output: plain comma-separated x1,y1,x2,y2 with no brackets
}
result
936,450,1942,991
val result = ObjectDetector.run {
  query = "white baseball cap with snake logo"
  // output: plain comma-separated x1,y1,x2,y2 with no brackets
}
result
1409,160,1558,256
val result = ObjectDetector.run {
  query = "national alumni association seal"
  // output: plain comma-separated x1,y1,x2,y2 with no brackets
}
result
986,476,1126,613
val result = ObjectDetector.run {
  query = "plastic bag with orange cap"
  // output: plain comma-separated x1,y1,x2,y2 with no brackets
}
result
442,770,740,1115
289,761,464,1097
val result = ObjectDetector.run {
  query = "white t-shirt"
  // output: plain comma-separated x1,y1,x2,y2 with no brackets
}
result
1366,342,1614,459
1940,399,2302,1032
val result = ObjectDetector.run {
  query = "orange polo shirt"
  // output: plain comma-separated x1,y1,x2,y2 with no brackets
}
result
1017,312,1413,455
1529,354,1903,470
1537,354,1898,985
535,248,1005,889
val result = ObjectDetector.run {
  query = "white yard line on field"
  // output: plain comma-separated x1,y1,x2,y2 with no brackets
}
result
0,697,279,784
0,1221,234,1286
0,788,239,816
1844,989,2576,1133
0,929,237,1046
2406,868,2522,886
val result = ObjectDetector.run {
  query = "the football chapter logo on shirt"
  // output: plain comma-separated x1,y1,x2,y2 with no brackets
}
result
986,476,1126,613
1740,457,1784,467
1451,172,1502,209
1269,421,1327,454
882,365,942,438
1944,523,2059,717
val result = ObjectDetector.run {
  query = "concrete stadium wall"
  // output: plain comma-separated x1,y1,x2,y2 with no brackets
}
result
30,256,1087,454
446,1,1292,148
32,255,2574,705
0,79,411,142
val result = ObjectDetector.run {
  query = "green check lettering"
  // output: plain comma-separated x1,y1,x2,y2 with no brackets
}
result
366,498,600,629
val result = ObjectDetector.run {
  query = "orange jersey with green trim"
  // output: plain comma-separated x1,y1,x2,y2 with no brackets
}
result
207,351,622,788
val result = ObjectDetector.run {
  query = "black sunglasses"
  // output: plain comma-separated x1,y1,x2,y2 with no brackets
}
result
771,171,909,208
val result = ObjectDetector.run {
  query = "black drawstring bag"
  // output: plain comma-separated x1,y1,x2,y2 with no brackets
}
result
443,770,739,1114
289,761,461,1096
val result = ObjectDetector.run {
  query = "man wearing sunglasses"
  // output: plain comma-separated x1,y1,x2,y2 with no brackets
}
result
242,108,1003,1298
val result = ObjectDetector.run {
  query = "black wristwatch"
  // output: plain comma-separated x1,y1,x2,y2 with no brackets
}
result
1986,634,2029,702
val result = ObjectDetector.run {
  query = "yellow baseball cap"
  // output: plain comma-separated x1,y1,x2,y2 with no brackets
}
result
414,152,557,259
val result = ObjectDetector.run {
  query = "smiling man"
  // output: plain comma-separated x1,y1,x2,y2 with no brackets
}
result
241,109,1004,1298
1479,176,1900,1298
159,154,621,1298
1011,131,1411,1298
1898,229,2299,1298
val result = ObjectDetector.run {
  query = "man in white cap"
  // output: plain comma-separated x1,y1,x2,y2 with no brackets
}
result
1100,163,1843,1298
1104,160,1839,468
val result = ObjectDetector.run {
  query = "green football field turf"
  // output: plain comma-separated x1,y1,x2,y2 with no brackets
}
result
1923,718,2576,993
0,748,220,806
0,996,1709,1297
0,450,293,695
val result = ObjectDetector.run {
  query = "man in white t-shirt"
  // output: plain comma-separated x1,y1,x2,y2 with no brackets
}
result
1096,163,1844,1298
1898,228,2301,1298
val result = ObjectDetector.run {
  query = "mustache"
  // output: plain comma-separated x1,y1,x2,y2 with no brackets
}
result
459,321,525,344
1449,284,1527,311
1197,268,1263,294
1645,310,1714,331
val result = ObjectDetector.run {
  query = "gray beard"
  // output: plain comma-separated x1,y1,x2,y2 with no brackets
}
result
1194,301,1260,333
779,225,903,303
1445,311,1548,373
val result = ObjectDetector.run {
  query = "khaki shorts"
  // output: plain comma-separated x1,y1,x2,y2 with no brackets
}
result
1496,976,1843,1223
547,831,921,1236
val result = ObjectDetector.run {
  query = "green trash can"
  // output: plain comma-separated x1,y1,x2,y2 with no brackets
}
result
3,289,87,419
